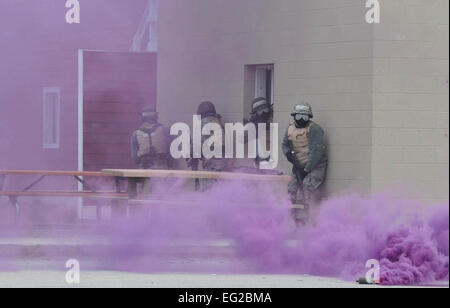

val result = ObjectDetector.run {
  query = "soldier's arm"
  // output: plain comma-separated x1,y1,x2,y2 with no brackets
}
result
130,131,140,164
163,125,172,154
305,124,325,173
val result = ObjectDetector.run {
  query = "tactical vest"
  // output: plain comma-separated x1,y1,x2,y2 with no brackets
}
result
287,121,314,165
201,115,225,159
136,123,168,158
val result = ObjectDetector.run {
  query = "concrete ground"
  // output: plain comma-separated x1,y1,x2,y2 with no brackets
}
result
2,271,447,288
0,271,377,288
0,226,447,288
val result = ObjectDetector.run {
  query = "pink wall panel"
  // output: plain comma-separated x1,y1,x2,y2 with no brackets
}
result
0,0,148,175
82,51,157,171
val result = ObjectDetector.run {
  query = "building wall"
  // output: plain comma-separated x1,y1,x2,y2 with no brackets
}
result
371,0,449,203
158,0,375,196
0,0,147,173
158,0,449,201
0,0,147,214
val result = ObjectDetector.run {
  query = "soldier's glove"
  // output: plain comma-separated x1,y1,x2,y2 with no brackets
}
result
186,158,200,170
140,155,152,169
287,151,305,173
286,151,296,164
298,168,308,180
244,114,258,125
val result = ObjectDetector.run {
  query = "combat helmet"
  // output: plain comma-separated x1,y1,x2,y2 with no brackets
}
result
251,97,272,115
291,102,313,118
141,106,158,122
197,101,217,116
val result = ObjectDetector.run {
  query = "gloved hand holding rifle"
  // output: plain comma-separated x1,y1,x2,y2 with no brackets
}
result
286,142,308,180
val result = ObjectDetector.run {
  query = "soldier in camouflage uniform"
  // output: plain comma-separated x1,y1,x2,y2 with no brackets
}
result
245,97,274,169
130,107,170,197
187,101,231,191
282,102,328,223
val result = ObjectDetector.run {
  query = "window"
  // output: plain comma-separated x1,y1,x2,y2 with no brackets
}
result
43,87,61,149
244,64,274,115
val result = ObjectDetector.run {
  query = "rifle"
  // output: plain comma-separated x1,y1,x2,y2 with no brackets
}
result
187,158,200,191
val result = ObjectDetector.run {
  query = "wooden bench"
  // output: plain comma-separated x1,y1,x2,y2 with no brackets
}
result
0,170,128,222
102,169,292,182
104,169,305,211
102,169,290,198
0,169,299,223
0,191,127,198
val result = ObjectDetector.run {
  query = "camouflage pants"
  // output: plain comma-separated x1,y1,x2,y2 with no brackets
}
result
201,158,231,191
139,158,170,197
288,161,327,223
288,161,327,205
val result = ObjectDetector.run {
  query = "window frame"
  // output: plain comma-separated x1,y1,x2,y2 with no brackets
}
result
244,64,275,116
42,86,61,149
255,65,274,104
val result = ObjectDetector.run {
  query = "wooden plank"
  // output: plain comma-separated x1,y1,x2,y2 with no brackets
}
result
84,112,140,123
128,199,206,207
0,170,108,177
0,191,127,198
83,51,157,173
84,102,143,113
84,134,131,144
84,143,132,155
128,199,285,208
102,169,291,182
84,154,132,166
84,122,140,134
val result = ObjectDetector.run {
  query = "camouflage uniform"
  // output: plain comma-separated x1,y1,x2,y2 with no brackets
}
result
190,101,231,191
130,109,170,197
246,97,274,169
131,122,169,170
282,103,328,222
283,122,327,203
199,113,231,191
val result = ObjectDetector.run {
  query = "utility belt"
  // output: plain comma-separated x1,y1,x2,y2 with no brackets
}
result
140,153,169,169
139,154,154,169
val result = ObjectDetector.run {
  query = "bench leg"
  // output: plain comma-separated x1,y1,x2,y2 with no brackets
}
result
74,176,96,192
128,178,145,219
128,178,138,200
111,177,127,220
23,175,46,192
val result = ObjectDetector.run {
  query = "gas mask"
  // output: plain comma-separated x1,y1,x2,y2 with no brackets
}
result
256,108,271,122
294,114,310,128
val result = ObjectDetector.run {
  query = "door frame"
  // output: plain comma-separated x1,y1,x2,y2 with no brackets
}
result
77,49,84,219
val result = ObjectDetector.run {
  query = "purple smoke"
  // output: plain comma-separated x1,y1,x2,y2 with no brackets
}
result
82,181,449,286
1,177,448,286
378,204,449,285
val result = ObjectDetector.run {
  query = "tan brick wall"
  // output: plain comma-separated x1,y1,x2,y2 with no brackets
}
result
157,0,449,200
372,0,449,202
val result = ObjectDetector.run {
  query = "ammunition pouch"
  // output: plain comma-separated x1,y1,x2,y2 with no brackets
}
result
139,154,153,169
